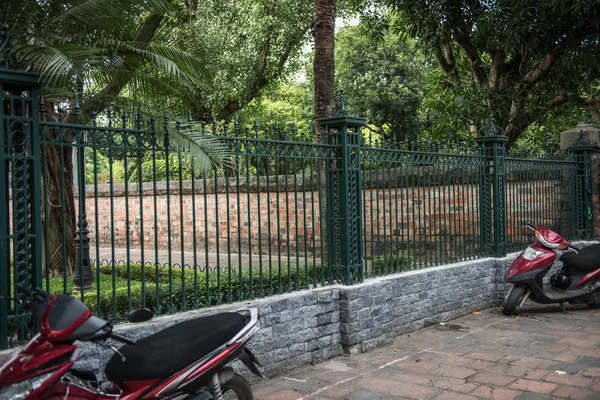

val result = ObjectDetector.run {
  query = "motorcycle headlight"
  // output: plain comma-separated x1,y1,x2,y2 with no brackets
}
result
0,371,54,400
522,246,545,261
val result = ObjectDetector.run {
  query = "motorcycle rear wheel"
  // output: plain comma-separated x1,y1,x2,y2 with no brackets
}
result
222,373,254,400
502,285,526,316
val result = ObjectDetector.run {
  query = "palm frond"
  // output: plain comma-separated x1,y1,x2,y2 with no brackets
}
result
40,0,173,35
162,122,233,173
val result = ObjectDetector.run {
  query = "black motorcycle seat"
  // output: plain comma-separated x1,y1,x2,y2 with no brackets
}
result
105,312,246,383
560,243,600,273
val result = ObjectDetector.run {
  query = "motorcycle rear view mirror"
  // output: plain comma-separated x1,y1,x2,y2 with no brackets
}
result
127,308,154,323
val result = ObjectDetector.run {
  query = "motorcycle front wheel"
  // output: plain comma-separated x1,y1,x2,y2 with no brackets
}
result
222,373,254,400
502,285,526,316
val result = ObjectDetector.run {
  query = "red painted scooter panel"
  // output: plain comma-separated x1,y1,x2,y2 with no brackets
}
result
535,227,570,249
40,295,93,342
506,244,556,278
576,268,600,288
0,335,76,385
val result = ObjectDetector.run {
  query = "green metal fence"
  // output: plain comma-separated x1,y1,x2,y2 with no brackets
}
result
1,73,596,349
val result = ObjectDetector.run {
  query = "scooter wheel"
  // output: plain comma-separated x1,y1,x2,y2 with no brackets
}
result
221,373,254,400
502,285,526,316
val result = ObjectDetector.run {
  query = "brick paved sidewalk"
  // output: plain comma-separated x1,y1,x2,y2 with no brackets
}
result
252,303,600,400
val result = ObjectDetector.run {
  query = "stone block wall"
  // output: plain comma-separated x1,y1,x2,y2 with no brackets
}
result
71,254,514,379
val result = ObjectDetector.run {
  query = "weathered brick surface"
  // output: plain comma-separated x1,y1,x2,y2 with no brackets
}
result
8,177,568,261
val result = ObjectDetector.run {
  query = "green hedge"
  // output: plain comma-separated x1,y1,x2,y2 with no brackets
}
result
8,262,325,321
95,263,324,318
371,252,409,275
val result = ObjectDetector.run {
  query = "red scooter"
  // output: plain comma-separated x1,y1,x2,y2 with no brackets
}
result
502,223,600,315
0,286,261,399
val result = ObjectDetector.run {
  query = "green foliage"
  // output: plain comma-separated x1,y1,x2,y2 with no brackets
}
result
97,262,324,315
335,25,432,140
234,83,313,135
360,1,600,143
372,251,409,274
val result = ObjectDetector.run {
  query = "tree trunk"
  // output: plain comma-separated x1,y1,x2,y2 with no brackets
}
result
41,114,77,278
313,0,336,266
313,0,336,132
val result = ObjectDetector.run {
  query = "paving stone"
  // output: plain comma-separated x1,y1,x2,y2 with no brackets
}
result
509,379,557,394
465,350,506,362
344,390,398,400
263,389,303,400
433,377,477,393
316,382,360,399
571,389,600,400
432,391,478,400
582,368,600,378
551,385,580,399
469,372,516,387
544,372,594,388
431,365,478,379
518,393,552,400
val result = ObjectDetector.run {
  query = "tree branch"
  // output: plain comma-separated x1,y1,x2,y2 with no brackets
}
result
214,32,307,121
452,29,487,85
547,94,600,124
489,48,506,89
433,41,459,85
523,44,565,89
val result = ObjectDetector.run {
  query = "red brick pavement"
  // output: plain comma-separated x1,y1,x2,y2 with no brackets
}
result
252,303,600,400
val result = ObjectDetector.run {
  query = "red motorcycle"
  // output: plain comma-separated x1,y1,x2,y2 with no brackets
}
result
0,286,261,399
502,223,600,315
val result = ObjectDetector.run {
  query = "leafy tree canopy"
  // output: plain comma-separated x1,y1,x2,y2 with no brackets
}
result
335,25,432,140
353,0,600,145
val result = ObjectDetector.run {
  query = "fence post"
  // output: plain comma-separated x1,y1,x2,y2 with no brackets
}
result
476,131,508,258
318,90,366,284
568,130,597,240
0,27,43,349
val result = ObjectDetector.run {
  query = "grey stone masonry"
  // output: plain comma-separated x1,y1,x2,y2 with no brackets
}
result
1,241,597,379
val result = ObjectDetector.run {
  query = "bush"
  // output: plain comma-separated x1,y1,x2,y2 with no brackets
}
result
98,262,324,314
372,252,409,275
8,262,325,322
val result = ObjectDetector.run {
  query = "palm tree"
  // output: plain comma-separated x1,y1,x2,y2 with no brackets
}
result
1,0,228,277
313,0,336,131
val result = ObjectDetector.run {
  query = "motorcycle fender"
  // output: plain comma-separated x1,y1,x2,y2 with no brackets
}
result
505,245,556,281
238,347,262,377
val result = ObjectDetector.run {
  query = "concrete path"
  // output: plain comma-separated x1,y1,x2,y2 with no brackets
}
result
253,302,600,400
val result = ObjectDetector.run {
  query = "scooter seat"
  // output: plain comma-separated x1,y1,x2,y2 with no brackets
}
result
105,312,246,383
560,243,600,273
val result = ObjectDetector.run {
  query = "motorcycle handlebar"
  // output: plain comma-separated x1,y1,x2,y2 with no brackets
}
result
525,222,536,231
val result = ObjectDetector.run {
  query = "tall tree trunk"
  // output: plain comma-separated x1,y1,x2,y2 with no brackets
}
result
313,0,336,263
313,0,336,134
